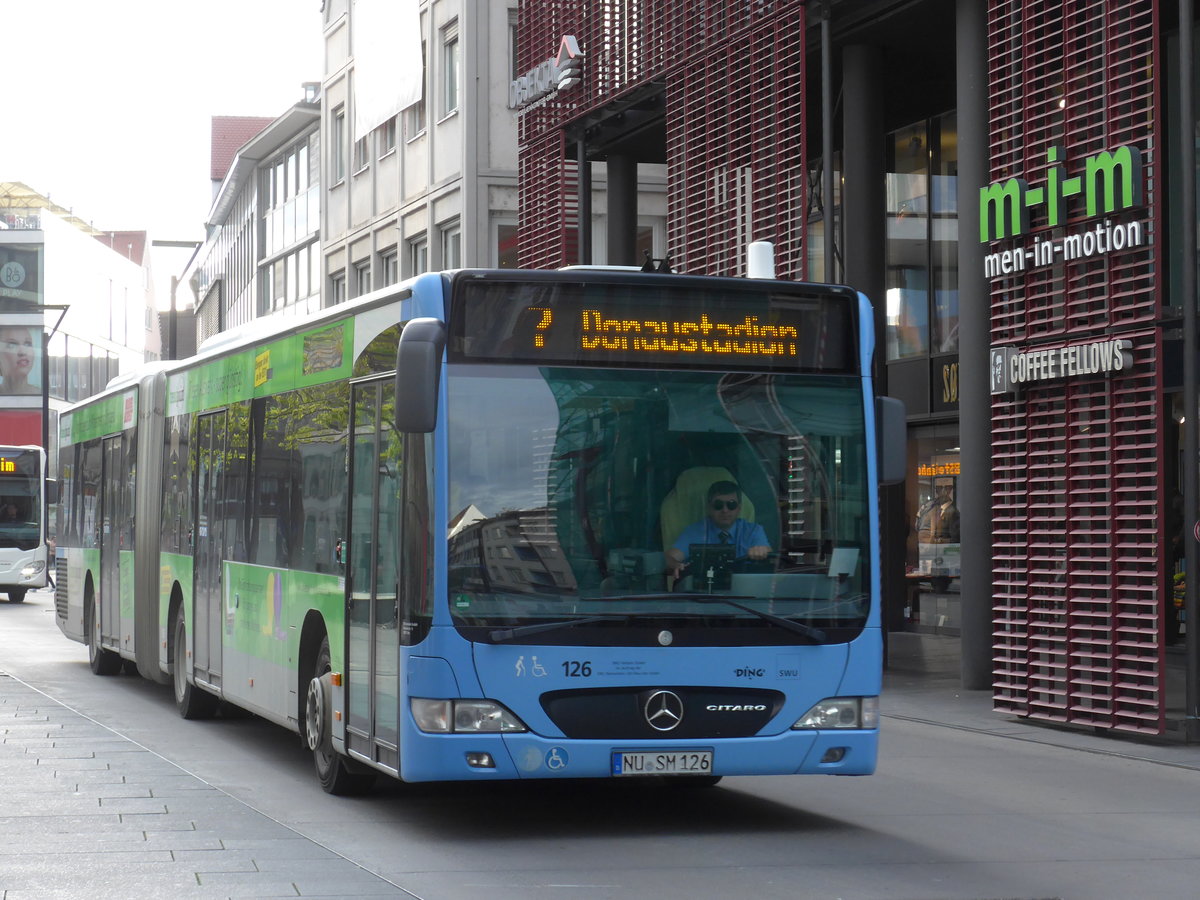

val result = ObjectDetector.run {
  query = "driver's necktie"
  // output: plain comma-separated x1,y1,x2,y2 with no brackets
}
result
718,531,731,544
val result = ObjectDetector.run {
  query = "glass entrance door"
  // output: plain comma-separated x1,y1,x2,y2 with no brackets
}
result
346,379,401,766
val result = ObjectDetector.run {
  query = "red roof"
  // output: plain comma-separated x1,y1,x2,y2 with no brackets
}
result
95,230,148,264
210,116,274,181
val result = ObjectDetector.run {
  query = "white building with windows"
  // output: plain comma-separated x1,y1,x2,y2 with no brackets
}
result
185,100,322,344
319,0,520,298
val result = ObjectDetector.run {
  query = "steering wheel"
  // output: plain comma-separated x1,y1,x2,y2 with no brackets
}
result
729,552,778,574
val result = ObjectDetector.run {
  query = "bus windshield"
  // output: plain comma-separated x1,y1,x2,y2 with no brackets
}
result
446,364,869,645
0,449,42,550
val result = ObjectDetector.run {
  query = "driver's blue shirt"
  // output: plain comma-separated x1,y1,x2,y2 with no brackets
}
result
672,518,769,559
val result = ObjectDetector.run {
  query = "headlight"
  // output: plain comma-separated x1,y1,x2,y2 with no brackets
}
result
792,696,878,730
410,698,527,733
20,561,46,578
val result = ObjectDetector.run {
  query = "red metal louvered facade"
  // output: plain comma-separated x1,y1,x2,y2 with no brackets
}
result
516,0,807,278
985,1,1165,732
517,0,1182,737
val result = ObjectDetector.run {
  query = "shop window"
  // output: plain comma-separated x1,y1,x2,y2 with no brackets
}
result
904,429,961,634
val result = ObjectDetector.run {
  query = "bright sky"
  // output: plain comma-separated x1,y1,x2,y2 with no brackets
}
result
6,1,324,241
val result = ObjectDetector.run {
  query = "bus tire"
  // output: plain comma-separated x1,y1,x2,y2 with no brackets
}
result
7,588,26,604
86,596,122,676
172,610,218,720
306,636,375,795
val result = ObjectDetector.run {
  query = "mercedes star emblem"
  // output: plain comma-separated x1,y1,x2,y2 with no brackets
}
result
644,690,685,732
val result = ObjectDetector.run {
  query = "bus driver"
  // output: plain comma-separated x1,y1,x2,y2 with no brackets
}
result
666,480,770,579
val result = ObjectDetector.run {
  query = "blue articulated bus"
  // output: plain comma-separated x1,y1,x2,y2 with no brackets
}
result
56,267,904,794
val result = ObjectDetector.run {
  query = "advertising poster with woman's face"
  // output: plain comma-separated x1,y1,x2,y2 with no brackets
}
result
0,316,42,397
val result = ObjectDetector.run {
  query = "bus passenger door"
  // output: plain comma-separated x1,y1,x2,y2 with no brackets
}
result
193,411,227,688
99,436,124,651
345,379,401,768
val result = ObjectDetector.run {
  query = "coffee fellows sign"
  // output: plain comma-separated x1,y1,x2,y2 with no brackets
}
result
989,339,1133,395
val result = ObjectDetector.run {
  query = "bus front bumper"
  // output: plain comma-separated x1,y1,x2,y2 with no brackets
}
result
398,728,878,782
2,558,48,589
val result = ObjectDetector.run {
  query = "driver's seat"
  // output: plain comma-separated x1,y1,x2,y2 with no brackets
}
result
660,466,756,554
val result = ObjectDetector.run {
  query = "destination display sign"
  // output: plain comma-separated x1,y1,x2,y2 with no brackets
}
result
450,278,858,373
0,449,35,477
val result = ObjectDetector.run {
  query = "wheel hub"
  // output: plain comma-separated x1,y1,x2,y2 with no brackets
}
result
305,675,328,752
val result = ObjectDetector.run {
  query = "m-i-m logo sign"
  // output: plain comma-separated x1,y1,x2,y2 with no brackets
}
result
979,144,1147,279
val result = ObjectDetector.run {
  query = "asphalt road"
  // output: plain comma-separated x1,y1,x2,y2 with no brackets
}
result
4,587,1200,900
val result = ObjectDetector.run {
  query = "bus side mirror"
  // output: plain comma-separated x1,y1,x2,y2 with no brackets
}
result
45,479,59,505
876,396,907,486
395,318,447,433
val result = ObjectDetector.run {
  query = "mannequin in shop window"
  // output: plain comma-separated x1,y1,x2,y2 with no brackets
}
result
916,480,960,544
916,479,960,592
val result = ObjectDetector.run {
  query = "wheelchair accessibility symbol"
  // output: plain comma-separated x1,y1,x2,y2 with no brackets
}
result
545,747,569,771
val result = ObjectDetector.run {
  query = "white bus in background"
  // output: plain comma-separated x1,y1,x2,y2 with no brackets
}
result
0,444,54,603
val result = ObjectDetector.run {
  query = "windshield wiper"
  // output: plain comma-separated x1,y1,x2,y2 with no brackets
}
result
682,595,827,643
489,614,630,642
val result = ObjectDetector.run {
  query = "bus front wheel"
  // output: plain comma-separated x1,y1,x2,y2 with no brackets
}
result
306,636,375,795
7,588,26,604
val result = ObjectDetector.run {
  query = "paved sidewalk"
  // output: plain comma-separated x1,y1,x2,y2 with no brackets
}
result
2,628,1198,899
0,673,416,900
884,631,1200,770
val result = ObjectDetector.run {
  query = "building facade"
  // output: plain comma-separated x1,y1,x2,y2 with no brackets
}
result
515,0,1199,737
983,2,1162,734
0,184,158,462
186,106,322,345
319,0,520,299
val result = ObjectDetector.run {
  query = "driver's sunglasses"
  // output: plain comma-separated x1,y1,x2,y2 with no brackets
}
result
710,499,740,511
